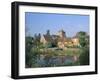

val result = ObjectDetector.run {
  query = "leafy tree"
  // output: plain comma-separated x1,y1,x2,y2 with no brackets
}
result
25,37,34,67
77,31,89,65
25,36,41,68
77,31,88,47
33,33,41,48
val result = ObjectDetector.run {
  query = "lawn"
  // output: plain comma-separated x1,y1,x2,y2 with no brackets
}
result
37,47,81,56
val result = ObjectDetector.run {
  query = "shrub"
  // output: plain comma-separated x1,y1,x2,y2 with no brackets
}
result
79,47,89,65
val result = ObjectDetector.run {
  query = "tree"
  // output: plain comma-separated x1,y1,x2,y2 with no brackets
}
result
45,42,52,48
46,30,50,36
77,31,90,65
33,33,41,47
25,37,34,67
38,33,41,41
77,31,88,47
25,36,41,68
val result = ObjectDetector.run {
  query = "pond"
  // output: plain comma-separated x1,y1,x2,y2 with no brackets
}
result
36,54,78,67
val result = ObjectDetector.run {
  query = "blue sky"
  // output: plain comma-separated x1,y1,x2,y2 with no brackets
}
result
25,12,89,37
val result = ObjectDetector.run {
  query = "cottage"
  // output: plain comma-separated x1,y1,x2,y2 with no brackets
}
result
40,29,80,48
72,37,79,46
40,35,53,45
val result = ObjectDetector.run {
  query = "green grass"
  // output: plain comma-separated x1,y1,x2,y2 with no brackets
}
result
64,48,81,56
31,47,81,57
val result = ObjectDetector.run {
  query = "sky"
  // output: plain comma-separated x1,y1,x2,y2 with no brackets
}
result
25,12,89,37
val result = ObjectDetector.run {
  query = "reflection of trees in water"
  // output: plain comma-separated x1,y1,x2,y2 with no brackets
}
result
79,47,89,65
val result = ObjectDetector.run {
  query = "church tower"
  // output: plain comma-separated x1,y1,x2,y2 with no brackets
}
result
58,29,66,38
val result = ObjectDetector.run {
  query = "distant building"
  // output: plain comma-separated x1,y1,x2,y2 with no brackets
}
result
40,34,53,45
72,36,79,46
40,29,80,48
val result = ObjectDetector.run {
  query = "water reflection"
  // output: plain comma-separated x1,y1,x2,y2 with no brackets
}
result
36,54,78,67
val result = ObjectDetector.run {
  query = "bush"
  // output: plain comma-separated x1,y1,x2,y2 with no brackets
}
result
44,42,52,48
79,47,89,65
